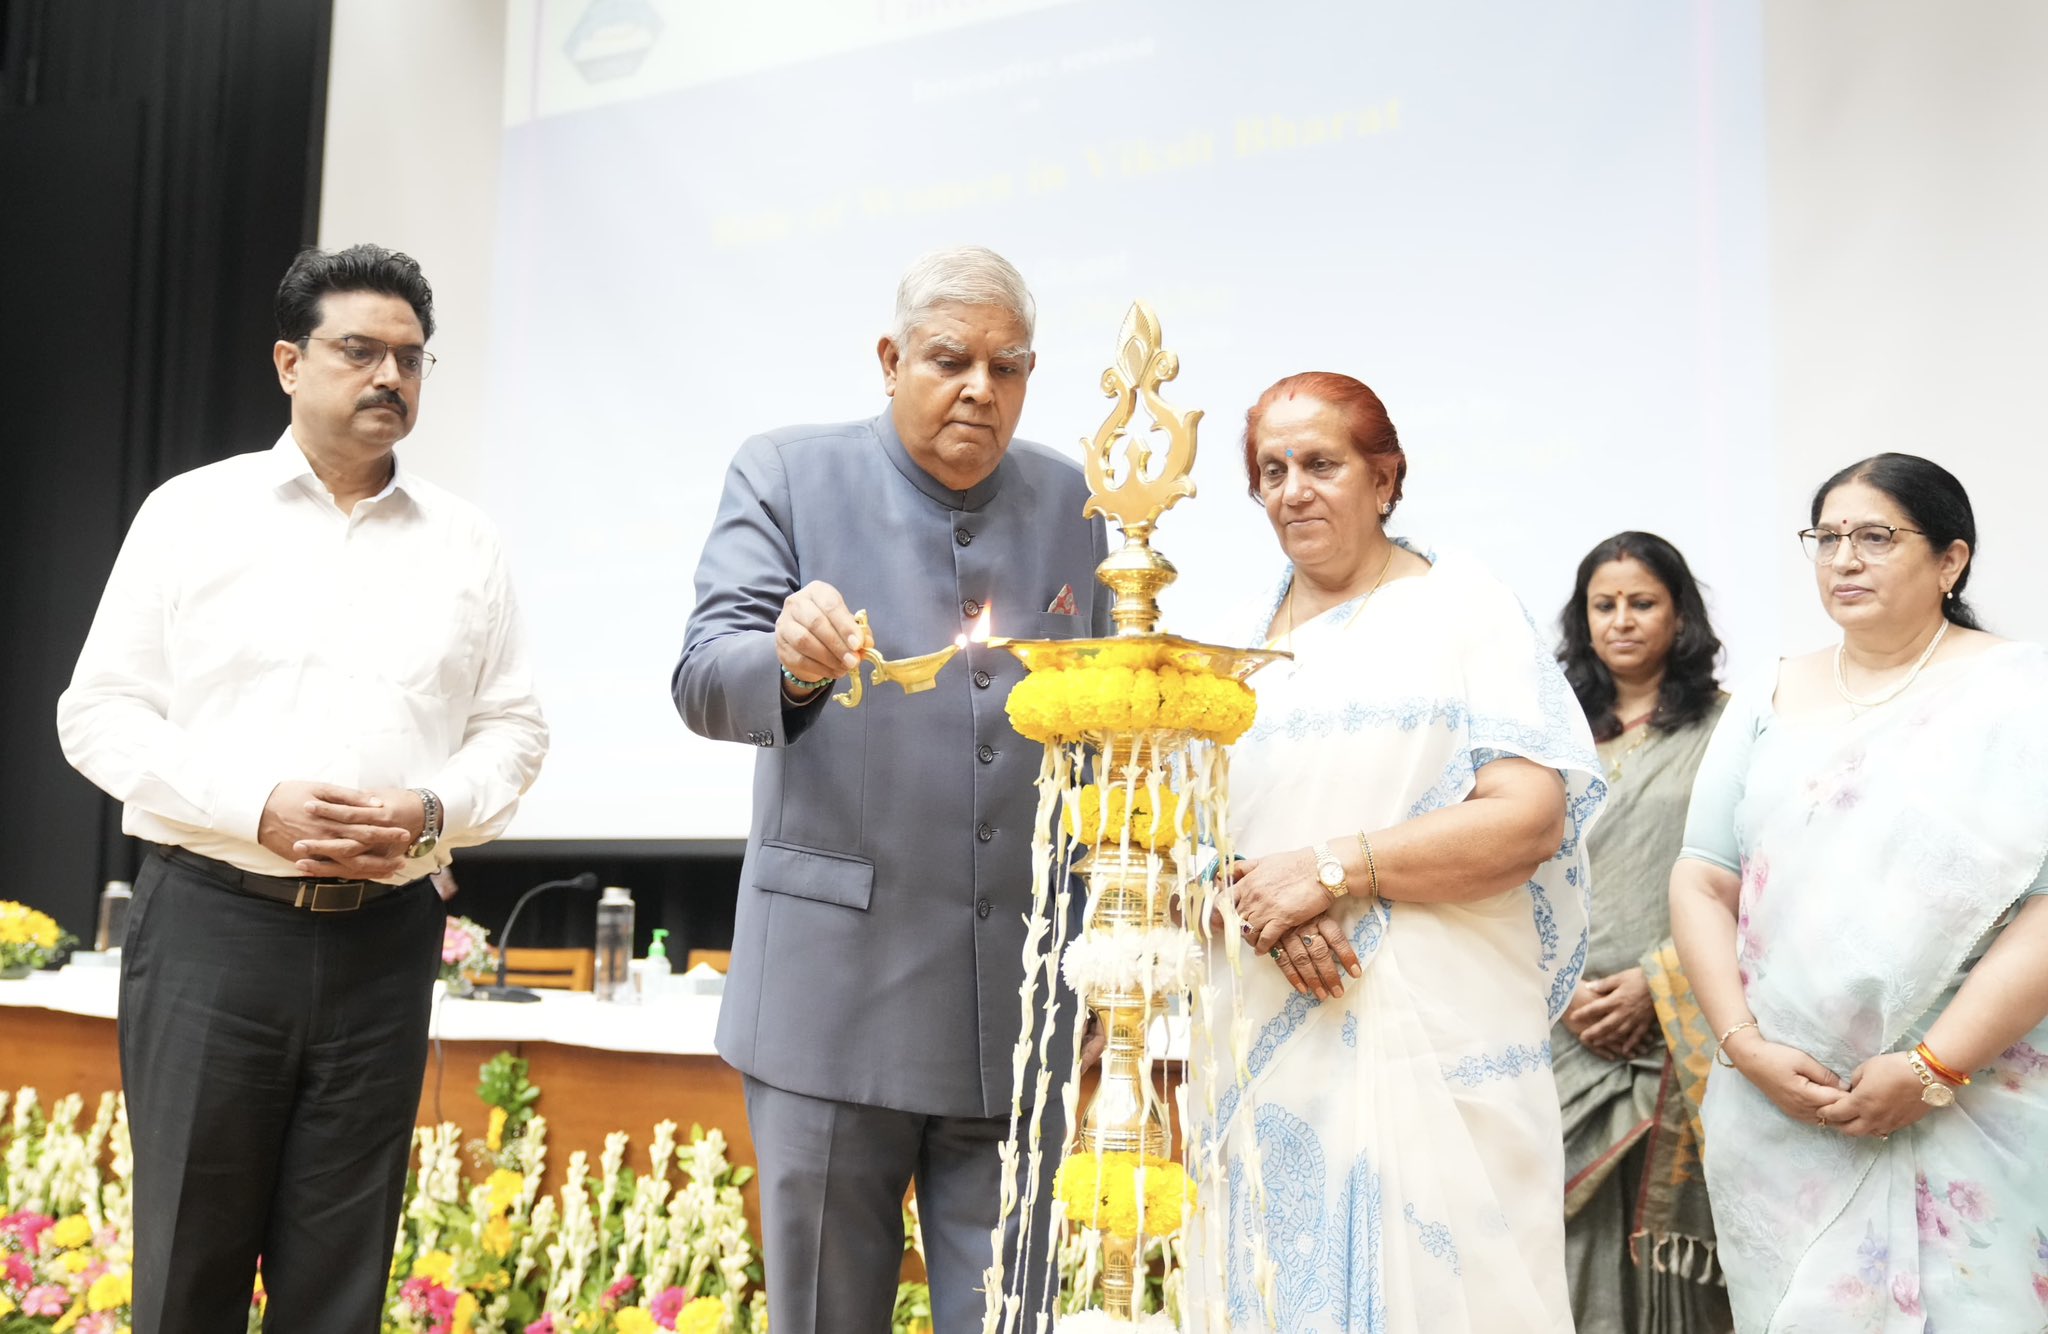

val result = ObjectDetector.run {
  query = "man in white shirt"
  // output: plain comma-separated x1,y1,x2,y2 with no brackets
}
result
57,244,547,1334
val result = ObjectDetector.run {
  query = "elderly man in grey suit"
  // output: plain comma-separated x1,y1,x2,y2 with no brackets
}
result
674,247,1110,1334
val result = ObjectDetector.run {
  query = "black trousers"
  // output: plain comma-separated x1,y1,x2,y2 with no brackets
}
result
120,849,442,1334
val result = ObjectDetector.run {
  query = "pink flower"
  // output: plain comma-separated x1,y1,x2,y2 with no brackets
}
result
0,1212,55,1254
1946,1179,1989,1222
400,1276,438,1312
441,920,472,965
526,1317,558,1334
650,1286,687,1328
2032,1272,2048,1306
604,1275,638,1307
23,1284,70,1316
1915,1175,1957,1244
77,1314,119,1334
1890,1272,1923,1315
5,1251,32,1286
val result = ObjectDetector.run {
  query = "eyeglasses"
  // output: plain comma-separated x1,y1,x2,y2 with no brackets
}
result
300,334,437,380
1797,523,1925,563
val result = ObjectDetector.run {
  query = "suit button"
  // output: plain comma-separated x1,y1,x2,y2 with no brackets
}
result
973,669,992,689
955,529,973,547
976,897,992,918
977,823,995,842
977,744,995,763
962,598,982,619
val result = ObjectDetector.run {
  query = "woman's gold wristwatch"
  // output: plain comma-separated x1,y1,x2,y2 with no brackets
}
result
1904,1049,1956,1107
1311,841,1348,899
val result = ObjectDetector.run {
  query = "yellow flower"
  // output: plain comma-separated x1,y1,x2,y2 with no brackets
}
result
485,1167,525,1216
88,1271,133,1312
52,1299,83,1332
48,1215,94,1249
1063,784,1187,852
410,1250,457,1286
59,1249,93,1274
452,1291,480,1334
675,1296,726,1334
482,1216,514,1255
0,1294,15,1318
1053,1152,1194,1239
486,1105,508,1152
1005,660,1255,745
615,1307,658,1334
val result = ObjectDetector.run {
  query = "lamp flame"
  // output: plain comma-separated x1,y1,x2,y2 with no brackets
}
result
969,602,994,643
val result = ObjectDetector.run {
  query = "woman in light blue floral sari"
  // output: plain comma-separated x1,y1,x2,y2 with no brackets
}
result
1672,454,2048,1333
1186,373,1603,1334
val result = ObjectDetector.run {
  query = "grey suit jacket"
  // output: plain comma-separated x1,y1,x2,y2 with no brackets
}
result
674,408,1111,1117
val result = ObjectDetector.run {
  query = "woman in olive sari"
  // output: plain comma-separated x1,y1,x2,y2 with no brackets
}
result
1553,532,1732,1334
1672,455,2048,1332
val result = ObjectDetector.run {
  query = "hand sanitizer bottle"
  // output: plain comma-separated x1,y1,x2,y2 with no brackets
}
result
643,928,672,999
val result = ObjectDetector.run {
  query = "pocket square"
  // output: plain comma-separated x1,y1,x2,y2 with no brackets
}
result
1046,584,1077,615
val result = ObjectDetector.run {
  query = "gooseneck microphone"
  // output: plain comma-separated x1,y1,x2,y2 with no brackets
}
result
468,871,601,1003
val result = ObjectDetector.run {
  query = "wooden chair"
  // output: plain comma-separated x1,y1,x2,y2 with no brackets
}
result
491,947,595,992
684,948,732,974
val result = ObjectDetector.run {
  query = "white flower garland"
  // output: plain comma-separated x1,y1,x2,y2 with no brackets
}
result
1059,929,1202,996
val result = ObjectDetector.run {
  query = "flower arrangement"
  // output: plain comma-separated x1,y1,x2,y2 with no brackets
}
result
0,903,73,975
1005,646,1254,746
3,1062,985,1334
441,916,493,996
1052,1153,1194,1241
1061,785,1186,853
0,1089,134,1333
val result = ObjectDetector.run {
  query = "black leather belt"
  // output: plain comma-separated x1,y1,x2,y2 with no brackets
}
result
159,846,408,913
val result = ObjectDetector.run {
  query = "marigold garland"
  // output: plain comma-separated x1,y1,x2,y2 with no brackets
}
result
1061,784,1186,851
1052,1152,1196,1241
1007,664,1254,745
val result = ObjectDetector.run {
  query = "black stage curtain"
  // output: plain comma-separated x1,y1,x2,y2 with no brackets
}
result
0,0,334,937
0,1,743,961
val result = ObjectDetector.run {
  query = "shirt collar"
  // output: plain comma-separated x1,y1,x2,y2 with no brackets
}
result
873,406,1006,511
268,429,416,509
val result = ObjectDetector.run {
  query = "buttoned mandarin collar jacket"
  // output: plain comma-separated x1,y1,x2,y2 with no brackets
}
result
58,432,548,883
675,409,1111,1116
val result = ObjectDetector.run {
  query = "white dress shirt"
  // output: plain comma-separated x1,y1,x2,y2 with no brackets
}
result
58,432,548,882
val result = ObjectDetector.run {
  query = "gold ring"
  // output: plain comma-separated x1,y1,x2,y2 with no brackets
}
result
1816,1111,1827,1126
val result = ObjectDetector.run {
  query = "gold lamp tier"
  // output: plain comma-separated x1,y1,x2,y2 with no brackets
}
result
991,633,1285,683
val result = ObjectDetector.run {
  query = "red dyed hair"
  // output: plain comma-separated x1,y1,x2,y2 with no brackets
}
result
1241,371,1407,514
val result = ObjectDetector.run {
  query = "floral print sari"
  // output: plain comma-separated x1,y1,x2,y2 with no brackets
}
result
1679,642,2048,1332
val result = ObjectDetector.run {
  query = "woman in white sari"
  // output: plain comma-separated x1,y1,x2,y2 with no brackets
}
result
1671,454,2048,1332
1189,372,1603,1333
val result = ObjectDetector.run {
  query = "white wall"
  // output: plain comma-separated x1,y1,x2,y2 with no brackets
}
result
1765,1,2048,653
319,0,507,502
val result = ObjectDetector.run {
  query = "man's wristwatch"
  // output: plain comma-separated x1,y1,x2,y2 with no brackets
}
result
1905,1049,1956,1107
1311,840,1348,899
407,788,443,860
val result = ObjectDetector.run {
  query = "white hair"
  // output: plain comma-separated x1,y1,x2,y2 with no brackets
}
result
891,245,1036,347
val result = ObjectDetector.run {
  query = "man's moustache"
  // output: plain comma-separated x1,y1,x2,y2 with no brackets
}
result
358,392,408,418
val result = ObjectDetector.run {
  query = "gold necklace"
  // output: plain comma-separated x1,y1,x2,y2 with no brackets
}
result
1279,540,1399,648
1834,619,1948,711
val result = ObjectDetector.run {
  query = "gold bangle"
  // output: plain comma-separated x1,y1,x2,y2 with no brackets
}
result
1355,832,1380,899
1714,1019,1759,1068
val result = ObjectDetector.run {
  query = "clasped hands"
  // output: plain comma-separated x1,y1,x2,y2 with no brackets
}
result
1721,1028,1939,1140
258,780,426,879
1226,849,1362,1002
1563,969,1656,1061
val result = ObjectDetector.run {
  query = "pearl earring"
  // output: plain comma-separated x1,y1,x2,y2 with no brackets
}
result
1379,501,1390,516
